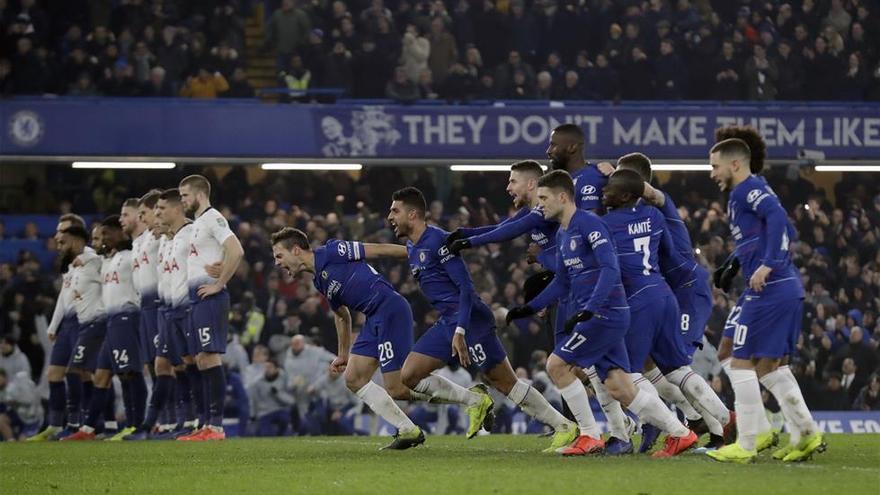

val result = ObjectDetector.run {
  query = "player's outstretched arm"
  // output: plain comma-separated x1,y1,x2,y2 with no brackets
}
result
362,243,408,259
453,208,541,255
330,306,353,374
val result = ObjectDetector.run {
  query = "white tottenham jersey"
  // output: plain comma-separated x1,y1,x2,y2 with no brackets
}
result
47,269,76,336
157,235,173,306
168,224,193,308
101,250,140,316
188,208,235,290
132,230,160,304
71,250,105,324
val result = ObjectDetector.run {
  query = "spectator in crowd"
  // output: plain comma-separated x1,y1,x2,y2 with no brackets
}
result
179,67,229,98
534,71,553,100
0,336,30,380
654,39,687,99
140,66,173,97
853,374,880,410
714,40,742,100
309,368,359,435
385,65,419,103
225,67,256,98
744,44,778,100
282,335,335,433
248,359,296,436
0,368,43,441
427,16,457,85
264,0,312,69
400,23,429,83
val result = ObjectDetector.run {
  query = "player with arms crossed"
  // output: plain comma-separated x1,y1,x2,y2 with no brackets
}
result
615,154,736,449
270,228,430,450
707,138,824,463
176,175,243,441
388,187,579,452
507,171,698,457
601,169,732,453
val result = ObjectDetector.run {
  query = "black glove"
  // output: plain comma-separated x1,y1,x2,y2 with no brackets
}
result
444,229,466,249
523,271,554,303
564,310,594,333
713,256,740,292
506,305,535,325
449,238,472,255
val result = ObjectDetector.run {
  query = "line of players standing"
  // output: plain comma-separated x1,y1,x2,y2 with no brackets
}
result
28,176,244,442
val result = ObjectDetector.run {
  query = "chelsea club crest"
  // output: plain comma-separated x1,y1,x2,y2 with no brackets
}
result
8,110,43,147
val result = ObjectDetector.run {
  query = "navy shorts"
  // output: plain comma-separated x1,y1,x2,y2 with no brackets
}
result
675,274,713,360
159,306,191,365
139,304,159,365
189,288,230,354
554,307,630,381
351,293,414,373
625,294,689,374
69,319,107,372
733,293,803,360
412,303,507,372
98,312,143,374
49,316,80,367
722,294,746,341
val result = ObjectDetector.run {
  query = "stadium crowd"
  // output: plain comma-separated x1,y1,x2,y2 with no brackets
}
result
2,0,880,100
0,164,878,439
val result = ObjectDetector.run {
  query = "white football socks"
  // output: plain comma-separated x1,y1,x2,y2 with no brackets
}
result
665,366,731,427
644,367,702,421
413,374,481,406
760,366,816,445
558,380,601,438
729,368,766,451
627,389,690,438
508,380,571,430
586,366,630,441
355,382,417,433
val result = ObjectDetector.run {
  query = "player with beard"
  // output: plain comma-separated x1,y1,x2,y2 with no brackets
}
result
388,187,579,452
545,123,635,451
176,175,244,441
64,216,147,441
27,215,91,441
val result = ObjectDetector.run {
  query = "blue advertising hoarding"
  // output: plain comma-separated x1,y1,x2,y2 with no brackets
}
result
2,98,879,160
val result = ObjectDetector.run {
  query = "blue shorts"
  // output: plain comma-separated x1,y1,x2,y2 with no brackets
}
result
69,319,107,372
157,306,189,365
554,307,630,381
98,312,143,374
412,303,507,371
351,293,414,373
189,288,230,354
675,274,713,360
139,305,159,365
733,293,804,360
49,316,80,367
722,294,746,340
625,294,689,374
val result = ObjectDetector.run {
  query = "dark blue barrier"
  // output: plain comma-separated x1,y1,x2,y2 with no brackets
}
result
2,97,879,159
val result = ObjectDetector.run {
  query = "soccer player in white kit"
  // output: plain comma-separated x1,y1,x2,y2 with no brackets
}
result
176,175,244,441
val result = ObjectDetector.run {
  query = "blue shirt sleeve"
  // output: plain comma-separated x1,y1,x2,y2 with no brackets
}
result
458,225,496,237
750,191,791,270
656,210,689,273
324,240,367,264
438,244,474,330
467,208,540,247
582,217,621,313
529,249,569,311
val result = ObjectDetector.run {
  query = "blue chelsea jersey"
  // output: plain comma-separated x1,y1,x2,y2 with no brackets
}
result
312,240,395,315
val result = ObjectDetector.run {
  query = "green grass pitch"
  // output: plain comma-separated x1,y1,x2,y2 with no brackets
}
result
2,434,878,495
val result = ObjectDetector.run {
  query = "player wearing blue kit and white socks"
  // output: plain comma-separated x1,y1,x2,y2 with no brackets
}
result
270,228,428,450
707,138,823,463
385,187,583,453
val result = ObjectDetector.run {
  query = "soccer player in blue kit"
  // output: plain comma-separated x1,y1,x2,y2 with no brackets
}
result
387,187,579,452
706,138,824,464
270,227,429,450
602,168,733,453
506,171,698,457
616,154,736,449
545,124,635,449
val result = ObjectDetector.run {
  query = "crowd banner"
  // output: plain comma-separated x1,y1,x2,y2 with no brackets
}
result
2,99,879,160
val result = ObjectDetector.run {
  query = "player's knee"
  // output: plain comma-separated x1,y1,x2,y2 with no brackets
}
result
48,366,66,382
546,356,567,384
93,370,112,388
155,358,174,375
399,367,421,390
343,371,368,393
385,382,411,401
